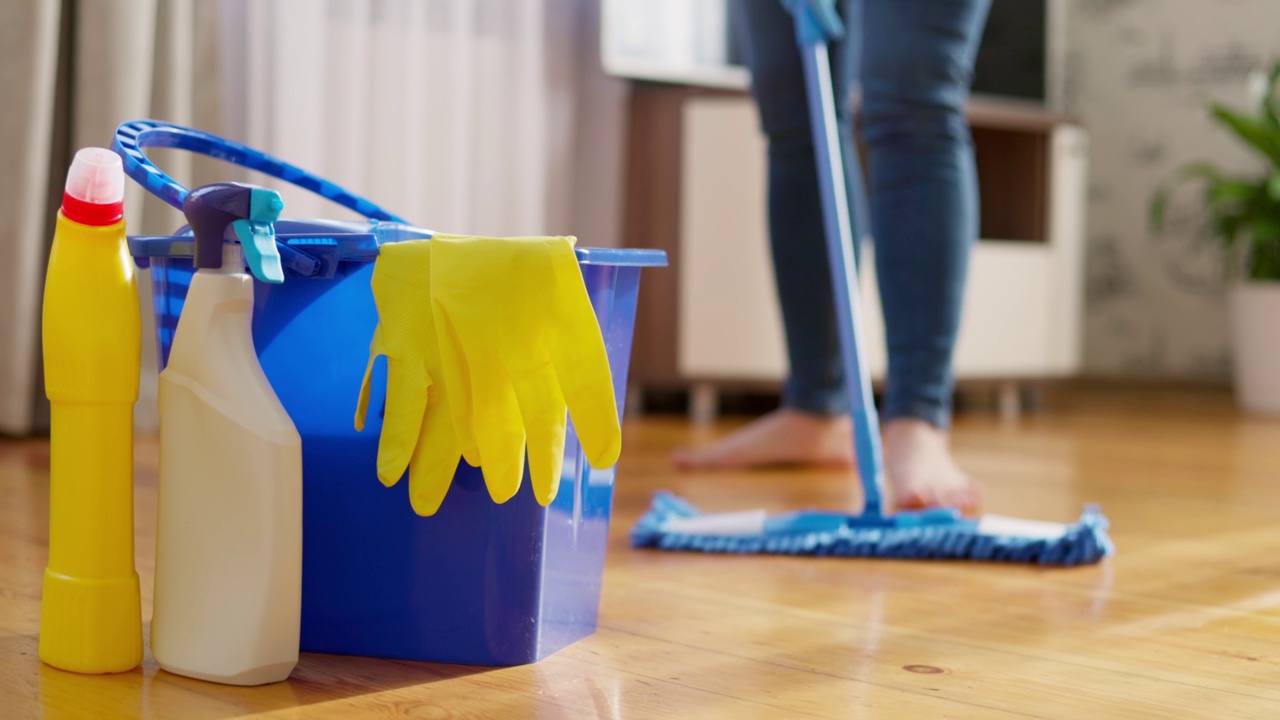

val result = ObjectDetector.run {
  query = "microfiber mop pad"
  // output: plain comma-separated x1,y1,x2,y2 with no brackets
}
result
629,2,1114,567
631,492,1113,566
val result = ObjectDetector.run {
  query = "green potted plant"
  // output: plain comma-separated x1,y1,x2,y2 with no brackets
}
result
1151,60,1280,414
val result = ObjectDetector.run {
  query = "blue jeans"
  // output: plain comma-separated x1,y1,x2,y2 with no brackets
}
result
734,0,992,428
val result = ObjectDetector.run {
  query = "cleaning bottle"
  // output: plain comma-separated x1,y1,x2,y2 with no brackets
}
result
39,147,142,674
150,182,303,686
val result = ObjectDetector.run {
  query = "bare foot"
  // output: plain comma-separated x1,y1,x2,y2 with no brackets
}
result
882,418,982,516
673,409,855,470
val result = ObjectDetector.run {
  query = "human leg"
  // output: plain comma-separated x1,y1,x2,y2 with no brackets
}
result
860,0,992,511
673,0,863,469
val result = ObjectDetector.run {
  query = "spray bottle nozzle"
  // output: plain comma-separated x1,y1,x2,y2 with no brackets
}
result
183,182,286,284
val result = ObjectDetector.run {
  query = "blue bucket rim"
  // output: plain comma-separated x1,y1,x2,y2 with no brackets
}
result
129,234,668,270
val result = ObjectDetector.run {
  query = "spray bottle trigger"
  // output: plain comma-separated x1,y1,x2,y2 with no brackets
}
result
233,219,285,284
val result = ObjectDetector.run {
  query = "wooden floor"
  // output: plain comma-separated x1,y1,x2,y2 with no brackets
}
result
4,385,1280,718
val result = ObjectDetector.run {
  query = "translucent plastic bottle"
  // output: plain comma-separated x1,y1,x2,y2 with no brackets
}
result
39,147,143,674
150,183,302,686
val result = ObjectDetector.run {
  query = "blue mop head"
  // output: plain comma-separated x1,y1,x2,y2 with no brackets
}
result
630,491,1113,566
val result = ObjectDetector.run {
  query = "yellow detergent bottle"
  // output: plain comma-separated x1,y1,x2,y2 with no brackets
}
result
39,147,143,674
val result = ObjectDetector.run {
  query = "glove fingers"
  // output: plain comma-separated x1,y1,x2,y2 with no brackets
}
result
470,359,527,504
354,326,387,432
376,356,430,487
431,284,481,468
547,250,622,469
509,358,568,507
406,386,461,517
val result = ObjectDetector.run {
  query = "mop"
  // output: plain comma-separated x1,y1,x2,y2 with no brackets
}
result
630,2,1112,566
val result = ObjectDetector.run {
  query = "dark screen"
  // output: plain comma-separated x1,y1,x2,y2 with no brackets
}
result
971,0,1047,102
725,0,1047,105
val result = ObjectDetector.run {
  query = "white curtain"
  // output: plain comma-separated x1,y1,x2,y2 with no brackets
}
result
0,0,626,435
0,1,60,435
220,0,620,239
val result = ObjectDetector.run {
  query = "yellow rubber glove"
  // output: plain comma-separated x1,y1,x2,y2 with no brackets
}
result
354,239,463,516
429,233,621,506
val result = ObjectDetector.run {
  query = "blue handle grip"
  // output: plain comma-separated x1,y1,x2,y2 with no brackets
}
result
111,119,407,224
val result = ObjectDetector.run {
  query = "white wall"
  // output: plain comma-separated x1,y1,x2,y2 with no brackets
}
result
1066,0,1280,380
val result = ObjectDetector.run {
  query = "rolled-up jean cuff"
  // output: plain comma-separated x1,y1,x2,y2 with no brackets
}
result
782,384,849,417
880,397,951,430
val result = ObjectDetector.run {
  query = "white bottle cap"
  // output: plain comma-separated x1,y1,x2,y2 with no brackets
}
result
64,147,125,205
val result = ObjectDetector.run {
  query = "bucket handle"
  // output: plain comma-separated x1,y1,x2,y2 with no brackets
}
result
111,120,407,224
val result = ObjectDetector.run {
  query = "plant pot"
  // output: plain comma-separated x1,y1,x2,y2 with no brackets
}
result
1230,281,1280,414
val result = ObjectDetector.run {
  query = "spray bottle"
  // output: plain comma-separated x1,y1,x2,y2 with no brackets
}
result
39,147,142,674
150,182,303,686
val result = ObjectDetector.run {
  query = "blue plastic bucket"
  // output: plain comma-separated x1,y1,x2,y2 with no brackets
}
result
115,121,667,666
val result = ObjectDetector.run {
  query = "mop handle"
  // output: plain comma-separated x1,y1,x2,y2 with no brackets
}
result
792,10,887,516
111,120,406,223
